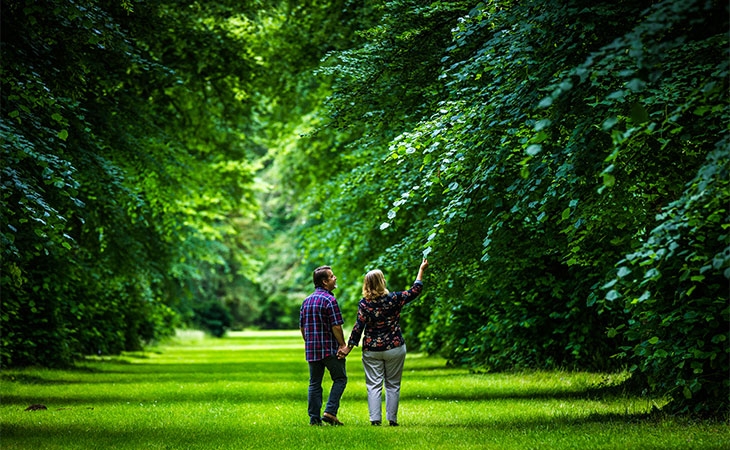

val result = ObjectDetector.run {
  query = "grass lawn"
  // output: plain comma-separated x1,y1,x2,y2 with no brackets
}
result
1,330,727,449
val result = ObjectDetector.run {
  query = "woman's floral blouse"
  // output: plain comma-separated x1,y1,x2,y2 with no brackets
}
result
347,280,423,351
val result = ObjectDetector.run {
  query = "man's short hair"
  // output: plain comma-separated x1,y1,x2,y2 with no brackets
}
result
313,266,332,288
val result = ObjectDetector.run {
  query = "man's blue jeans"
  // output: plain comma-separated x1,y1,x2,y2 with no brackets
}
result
308,355,347,423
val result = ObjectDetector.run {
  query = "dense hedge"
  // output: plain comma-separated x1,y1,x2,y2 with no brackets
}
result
1,0,261,366
269,0,729,416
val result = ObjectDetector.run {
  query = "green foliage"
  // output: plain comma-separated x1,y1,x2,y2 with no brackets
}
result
2,0,726,418
277,0,475,317
580,0,729,416
248,0,383,322
193,300,233,337
1,0,263,366
269,0,728,417
604,142,730,416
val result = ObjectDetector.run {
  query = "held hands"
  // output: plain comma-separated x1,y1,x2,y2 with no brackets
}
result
337,345,351,360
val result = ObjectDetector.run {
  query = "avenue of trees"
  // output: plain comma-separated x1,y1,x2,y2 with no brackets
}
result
1,0,727,416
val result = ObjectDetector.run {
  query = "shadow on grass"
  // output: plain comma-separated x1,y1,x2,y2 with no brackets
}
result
2,357,643,410
404,409,662,429
1,359,312,408
0,408,660,444
0,385,307,408
1,337,653,425
1,423,249,448
1,374,71,385
1,374,643,412
400,384,636,402
2,360,307,383
83,361,307,378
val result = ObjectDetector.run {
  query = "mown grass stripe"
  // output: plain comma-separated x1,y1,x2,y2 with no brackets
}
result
1,331,727,449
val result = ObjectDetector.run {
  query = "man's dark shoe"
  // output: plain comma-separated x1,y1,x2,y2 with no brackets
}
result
371,420,381,426
310,419,323,426
322,412,344,426
389,420,399,426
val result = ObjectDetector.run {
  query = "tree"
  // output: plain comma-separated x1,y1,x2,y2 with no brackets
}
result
275,0,729,415
1,0,263,365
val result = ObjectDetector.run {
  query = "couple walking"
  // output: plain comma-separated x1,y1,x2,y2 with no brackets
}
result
299,258,429,426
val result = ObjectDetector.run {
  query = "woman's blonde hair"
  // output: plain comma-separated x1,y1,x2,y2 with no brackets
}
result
362,269,389,300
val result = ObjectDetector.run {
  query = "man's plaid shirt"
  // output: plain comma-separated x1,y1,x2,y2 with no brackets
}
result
299,287,344,362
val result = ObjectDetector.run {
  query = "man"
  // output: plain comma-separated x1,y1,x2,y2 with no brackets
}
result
299,265,348,426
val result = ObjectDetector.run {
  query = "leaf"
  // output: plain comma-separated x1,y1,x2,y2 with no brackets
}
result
58,130,69,141
379,222,390,230
602,117,618,130
538,96,553,108
644,268,660,279
607,90,626,100
626,78,645,92
630,102,649,124
683,386,692,399
534,119,551,131
525,144,541,156
520,165,530,179
602,173,615,187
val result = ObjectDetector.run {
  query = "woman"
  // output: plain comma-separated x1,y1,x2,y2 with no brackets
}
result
339,258,428,426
